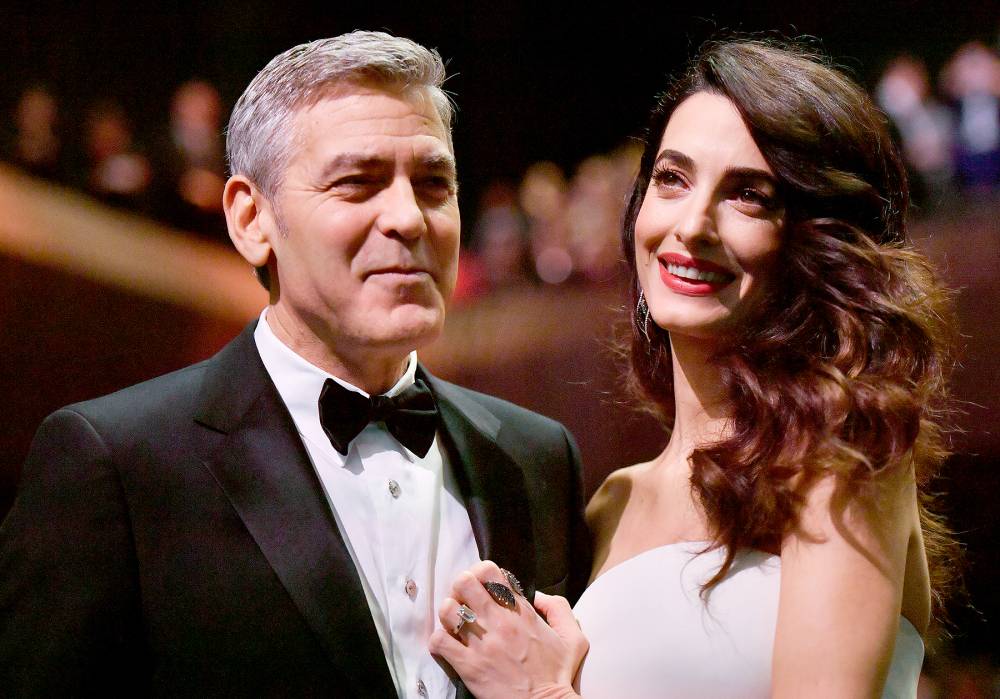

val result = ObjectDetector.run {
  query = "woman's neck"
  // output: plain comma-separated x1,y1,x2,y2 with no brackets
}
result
662,333,731,466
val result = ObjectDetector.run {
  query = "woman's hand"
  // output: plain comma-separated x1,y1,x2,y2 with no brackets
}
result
429,560,588,699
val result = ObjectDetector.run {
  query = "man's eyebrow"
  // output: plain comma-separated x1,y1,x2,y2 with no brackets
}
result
418,153,457,176
318,154,390,180
318,152,457,180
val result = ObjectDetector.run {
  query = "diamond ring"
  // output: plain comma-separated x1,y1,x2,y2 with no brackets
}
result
453,603,477,634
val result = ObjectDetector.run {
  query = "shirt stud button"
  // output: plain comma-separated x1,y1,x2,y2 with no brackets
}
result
388,479,401,498
405,578,418,599
416,679,428,697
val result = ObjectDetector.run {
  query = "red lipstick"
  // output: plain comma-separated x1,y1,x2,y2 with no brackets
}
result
657,252,735,296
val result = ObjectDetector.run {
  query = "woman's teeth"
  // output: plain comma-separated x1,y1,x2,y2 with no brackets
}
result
667,263,728,284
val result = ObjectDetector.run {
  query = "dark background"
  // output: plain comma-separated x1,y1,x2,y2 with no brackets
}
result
2,0,999,684
4,1,999,224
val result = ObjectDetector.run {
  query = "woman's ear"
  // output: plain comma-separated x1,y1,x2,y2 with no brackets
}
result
224,175,274,268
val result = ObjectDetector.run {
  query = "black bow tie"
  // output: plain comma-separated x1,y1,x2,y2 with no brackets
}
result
318,377,439,458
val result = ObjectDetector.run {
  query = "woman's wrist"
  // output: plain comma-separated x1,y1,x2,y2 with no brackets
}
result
530,684,581,699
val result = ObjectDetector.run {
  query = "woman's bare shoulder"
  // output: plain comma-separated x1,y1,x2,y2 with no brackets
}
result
585,463,644,532
585,465,646,583
773,462,927,693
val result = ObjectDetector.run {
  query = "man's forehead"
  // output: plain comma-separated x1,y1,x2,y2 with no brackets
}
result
290,84,450,149
300,77,429,106
294,81,442,128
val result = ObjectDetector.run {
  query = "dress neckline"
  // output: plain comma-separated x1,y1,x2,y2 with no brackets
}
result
583,541,925,648
589,540,727,588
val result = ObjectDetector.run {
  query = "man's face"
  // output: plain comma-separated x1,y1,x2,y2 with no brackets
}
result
266,85,460,359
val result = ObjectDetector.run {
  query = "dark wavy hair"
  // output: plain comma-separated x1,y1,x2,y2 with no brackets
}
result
622,39,960,611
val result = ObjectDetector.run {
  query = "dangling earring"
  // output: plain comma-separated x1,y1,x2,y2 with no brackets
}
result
636,289,651,342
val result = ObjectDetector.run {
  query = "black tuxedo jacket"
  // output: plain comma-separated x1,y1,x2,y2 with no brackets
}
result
0,322,591,697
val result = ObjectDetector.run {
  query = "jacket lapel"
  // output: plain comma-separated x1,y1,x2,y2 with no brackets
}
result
194,323,396,699
423,371,538,599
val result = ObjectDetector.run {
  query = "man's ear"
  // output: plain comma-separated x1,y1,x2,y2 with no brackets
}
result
224,174,275,268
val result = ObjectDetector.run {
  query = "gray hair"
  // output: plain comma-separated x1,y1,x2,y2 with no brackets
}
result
227,30,453,199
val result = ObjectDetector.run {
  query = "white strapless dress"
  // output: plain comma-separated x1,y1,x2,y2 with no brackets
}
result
574,542,924,699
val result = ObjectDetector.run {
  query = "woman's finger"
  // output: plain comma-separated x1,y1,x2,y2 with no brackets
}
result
534,592,589,657
439,596,481,639
438,596,460,631
533,591,573,622
428,627,468,663
468,559,506,584
451,569,496,615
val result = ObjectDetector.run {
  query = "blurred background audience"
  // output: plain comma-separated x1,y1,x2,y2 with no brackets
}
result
82,99,152,210
2,7,999,696
6,85,64,181
6,38,997,297
151,80,227,238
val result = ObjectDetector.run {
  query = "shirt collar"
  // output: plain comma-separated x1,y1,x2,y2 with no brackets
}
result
253,309,418,457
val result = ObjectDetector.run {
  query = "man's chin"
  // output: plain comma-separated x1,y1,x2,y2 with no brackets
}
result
370,305,446,350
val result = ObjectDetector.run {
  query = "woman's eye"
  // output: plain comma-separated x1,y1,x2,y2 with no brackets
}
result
651,167,685,188
735,186,778,211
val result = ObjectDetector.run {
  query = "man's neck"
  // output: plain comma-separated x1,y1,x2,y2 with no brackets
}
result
265,308,410,395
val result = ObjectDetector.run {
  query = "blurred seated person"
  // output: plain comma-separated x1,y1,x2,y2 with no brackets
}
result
941,42,1000,192
520,162,574,285
5,85,65,181
565,156,627,284
876,55,956,209
83,100,152,211
151,80,227,239
472,182,534,292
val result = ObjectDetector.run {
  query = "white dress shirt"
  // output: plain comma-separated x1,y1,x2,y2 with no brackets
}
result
254,311,481,698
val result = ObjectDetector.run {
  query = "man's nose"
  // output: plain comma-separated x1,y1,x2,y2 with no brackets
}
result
375,178,428,240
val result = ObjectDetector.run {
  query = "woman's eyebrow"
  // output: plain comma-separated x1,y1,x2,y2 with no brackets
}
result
652,149,696,172
722,166,778,185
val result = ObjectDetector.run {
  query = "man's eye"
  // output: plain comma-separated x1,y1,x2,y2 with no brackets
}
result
332,175,378,187
419,176,456,194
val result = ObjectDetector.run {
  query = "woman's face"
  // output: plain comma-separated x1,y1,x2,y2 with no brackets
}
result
634,91,785,341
